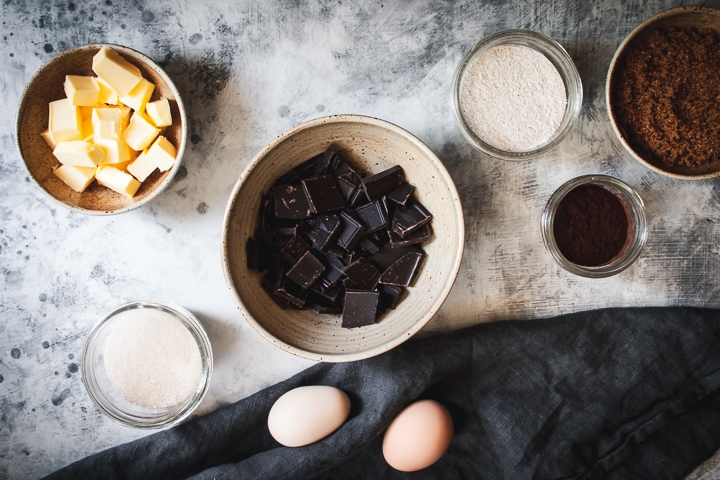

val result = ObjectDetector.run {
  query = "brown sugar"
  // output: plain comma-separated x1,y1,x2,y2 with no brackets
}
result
611,26,720,169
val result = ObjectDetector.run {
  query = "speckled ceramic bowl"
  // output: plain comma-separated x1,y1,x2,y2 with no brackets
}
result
606,6,720,179
16,44,187,214
222,115,465,362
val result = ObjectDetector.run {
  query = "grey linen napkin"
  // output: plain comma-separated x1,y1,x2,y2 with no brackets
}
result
45,307,720,479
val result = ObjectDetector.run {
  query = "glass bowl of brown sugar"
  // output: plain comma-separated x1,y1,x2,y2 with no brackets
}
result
606,6,720,179
540,175,648,278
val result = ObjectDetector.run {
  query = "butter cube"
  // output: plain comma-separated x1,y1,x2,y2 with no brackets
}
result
150,136,176,171
123,112,160,151
127,135,176,181
53,141,105,167
92,47,143,97
145,98,172,127
92,107,123,139
119,105,132,129
53,164,96,193
126,151,156,182
120,78,154,113
96,164,141,197
95,137,131,164
96,76,120,105
82,116,94,141
79,106,96,120
48,98,83,143
64,75,100,106
40,130,58,150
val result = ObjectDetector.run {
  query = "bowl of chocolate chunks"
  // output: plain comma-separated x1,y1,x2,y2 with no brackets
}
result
222,115,464,362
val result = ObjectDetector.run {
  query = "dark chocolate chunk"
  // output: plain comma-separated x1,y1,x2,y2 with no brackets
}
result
378,284,404,310
391,200,433,237
306,214,341,251
336,209,366,251
358,236,381,254
315,304,343,315
247,237,275,272
370,243,419,270
276,223,300,236
315,253,346,290
355,200,388,234
274,278,308,308
336,174,359,202
388,224,431,247
379,250,424,287
350,186,369,208
342,257,380,290
302,175,345,213
286,250,325,289
342,289,380,328
361,165,404,201
281,235,311,263
387,183,415,205
273,184,312,220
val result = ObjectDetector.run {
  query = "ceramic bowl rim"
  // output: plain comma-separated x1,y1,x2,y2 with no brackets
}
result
221,114,465,362
15,43,187,214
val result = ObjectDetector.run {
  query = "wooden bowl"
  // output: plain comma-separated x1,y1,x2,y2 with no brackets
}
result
222,115,465,362
16,44,186,214
606,6,720,180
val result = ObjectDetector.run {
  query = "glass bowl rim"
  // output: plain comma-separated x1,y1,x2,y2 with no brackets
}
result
81,299,213,429
451,29,583,161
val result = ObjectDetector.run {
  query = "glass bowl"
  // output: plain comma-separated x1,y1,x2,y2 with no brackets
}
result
541,175,648,278
452,29,583,161
81,300,213,429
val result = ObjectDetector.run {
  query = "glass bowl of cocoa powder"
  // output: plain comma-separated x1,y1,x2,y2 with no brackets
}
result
541,175,648,278
607,6,720,179
452,29,582,161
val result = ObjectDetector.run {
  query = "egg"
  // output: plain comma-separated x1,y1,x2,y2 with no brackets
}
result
382,399,454,472
267,385,351,447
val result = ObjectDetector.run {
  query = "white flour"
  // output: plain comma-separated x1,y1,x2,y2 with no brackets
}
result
104,308,202,409
459,44,567,152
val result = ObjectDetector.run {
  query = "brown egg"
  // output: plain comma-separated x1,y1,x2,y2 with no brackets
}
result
382,399,454,472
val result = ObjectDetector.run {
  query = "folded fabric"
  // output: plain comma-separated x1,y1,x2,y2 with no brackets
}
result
45,307,720,479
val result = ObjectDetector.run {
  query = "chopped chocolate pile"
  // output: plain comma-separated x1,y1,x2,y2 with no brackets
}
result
247,145,433,328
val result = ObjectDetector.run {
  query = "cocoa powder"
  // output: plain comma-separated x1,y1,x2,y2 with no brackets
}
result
611,26,720,169
553,185,629,267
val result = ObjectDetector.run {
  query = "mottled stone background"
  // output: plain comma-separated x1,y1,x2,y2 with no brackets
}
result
2,1,720,478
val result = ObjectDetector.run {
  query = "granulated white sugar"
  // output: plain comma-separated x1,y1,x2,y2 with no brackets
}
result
459,43,567,152
104,308,202,409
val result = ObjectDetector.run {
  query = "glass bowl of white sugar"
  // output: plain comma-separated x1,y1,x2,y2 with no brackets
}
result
452,30,582,161
82,300,213,428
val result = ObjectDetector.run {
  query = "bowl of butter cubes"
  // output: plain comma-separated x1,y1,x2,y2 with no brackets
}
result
16,44,186,215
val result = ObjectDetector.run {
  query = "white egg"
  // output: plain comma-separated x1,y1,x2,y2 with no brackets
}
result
267,385,351,447
382,399,454,472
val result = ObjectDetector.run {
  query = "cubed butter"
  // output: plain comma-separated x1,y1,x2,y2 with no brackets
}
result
96,76,120,105
145,98,172,127
79,106,95,120
92,46,143,97
48,98,82,143
53,141,105,167
123,112,160,151
95,137,131,164
64,75,100,107
126,151,156,182
95,164,141,197
119,105,132,129
127,135,176,181
53,164,96,193
119,78,154,113
82,117,94,141
92,107,123,139
40,130,58,150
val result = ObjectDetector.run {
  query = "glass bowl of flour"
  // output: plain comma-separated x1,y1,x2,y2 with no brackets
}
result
82,300,213,428
452,30,582,161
